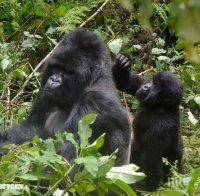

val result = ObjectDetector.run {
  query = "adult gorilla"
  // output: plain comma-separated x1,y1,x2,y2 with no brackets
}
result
1,29,131,165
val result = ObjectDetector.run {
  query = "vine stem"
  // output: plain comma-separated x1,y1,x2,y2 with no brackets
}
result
10,0,111,104
44,164,74,196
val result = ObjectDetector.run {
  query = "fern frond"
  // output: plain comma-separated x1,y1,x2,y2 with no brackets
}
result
153,3,169,23
58,0,104,33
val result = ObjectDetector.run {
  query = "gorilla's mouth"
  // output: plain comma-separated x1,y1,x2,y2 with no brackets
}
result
42,89,54,96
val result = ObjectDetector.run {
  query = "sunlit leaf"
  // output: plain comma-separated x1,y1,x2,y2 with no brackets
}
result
82,133,105,156
151,48,166,55
1,59,10,70
78,113,97,149
194,96,200,106
75,156,98,177
108,39,123,55
187,110,198,125
106,164,145,184
187,167,200,196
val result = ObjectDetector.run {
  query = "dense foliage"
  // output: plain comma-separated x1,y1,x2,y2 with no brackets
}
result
0,0,199,195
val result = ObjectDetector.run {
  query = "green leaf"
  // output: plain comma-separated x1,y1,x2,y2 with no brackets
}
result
74,181,95,194
157,56,171,63
64,132,78,149
187,167,200,196
45,138,56,153
182,70,194,89
2,189,22,196
113,179,136,196
170,0,200,43
75,156,98,177
97,155,115,177
19,173,38,181
139,0,153,28
157,38,165,47
170,1,200,62
108,39,123,55
23,31,31,37
106,164,145,184
151,48,166,55
82,133,105,156
78,113,97,149
133,44,142,50
159,190,187,196
194,96,200,106
118,0,133,12
1,59,10,70
187,110,198,125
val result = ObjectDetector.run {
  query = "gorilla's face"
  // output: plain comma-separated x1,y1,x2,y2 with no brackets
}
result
39,29,111,109
41,55,90,109
136,71,183,108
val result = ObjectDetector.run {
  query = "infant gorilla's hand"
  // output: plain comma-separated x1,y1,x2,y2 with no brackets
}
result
116,54,132,71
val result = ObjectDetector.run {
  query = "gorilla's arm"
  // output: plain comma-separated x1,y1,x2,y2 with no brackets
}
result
112,54,144,95
6,97,54,144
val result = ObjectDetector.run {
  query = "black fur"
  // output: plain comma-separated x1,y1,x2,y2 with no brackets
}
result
1,29,131,166
113,54,184,191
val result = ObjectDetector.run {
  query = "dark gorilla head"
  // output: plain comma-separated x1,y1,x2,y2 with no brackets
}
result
136,71,183,109
41,29,112,109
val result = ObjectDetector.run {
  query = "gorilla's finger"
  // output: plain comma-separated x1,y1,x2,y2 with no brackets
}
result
124,62,131,70
121,58,129,65
119,55,126,62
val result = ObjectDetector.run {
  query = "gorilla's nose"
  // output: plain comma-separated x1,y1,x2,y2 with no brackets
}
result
49,74,62,83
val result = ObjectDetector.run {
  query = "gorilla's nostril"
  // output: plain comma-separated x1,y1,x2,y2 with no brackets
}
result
50,74,61,82
143,85,149,91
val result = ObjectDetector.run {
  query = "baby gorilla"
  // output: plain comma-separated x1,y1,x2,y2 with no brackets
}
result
113,54,184,191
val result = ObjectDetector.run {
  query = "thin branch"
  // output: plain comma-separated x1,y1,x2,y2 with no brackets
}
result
6,87,10,114
10,0,111,104
138,67,154,75
28,63,41,87
79,0,110,27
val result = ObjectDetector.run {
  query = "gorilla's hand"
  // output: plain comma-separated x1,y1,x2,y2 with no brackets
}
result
115,54,132,71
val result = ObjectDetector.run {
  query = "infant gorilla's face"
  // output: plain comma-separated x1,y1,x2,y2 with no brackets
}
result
136,71,183,108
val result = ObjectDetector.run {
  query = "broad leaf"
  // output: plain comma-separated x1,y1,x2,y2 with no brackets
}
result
78,113,97,149
187,167,200,196
113,179,136,196
97,155,115,177
194,96,200,106
1,59,10,71
82,133,105,156
151,48,166,55
187,111,198,125
75,156,98,177
106,164,145,184
108,39,123,55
